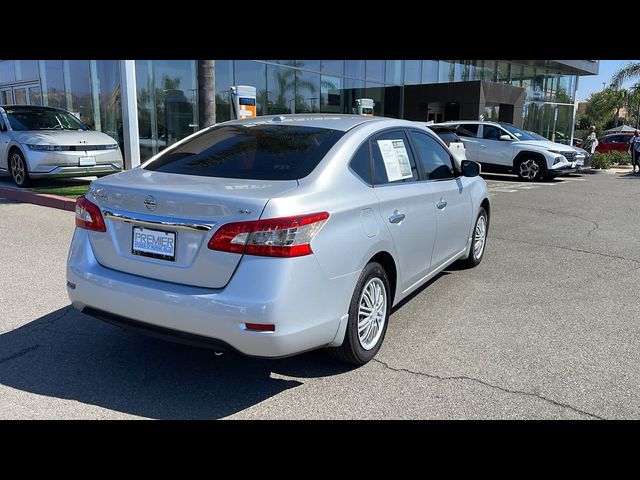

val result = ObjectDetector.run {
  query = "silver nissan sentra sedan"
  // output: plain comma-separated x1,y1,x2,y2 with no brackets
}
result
67,114,490,365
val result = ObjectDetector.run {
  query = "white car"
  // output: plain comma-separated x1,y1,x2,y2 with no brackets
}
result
428,125,466,168
0,105,123,187
437,121,582,181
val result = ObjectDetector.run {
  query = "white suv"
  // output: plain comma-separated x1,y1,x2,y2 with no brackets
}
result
436,121,583,181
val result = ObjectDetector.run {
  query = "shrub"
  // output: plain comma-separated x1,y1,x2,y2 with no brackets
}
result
591,152,612,169
607,150,631,165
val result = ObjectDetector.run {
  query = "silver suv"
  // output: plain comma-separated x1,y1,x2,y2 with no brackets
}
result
437,121,583,181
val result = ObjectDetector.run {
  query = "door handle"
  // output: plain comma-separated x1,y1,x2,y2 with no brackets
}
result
388,210,406,224
436,199,448,210
480,145,488,148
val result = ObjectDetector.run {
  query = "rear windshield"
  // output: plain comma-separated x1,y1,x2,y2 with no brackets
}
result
144,124,345,180
433,131,460,143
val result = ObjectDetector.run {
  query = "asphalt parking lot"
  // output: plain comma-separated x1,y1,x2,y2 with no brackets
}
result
1,170,639,419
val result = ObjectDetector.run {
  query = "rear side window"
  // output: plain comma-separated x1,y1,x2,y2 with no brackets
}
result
410,131,455,180
433,131,460,144
349,141,371,184
144,124,345,181
456,124,479,138
371,130,419,185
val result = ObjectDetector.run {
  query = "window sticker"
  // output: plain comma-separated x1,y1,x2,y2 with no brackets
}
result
377,139,413,182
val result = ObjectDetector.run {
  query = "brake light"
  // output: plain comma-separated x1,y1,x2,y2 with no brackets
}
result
208,212,329,257
75,196,106,232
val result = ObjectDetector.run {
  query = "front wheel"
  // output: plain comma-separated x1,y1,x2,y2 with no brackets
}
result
9,150,31,188
516,158,544,181
458,207,488,268
328,262,391,365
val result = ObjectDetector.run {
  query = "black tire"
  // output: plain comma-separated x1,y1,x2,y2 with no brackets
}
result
516,157,544,181
8,149,31,188
328,262,391,365
458,207,488,269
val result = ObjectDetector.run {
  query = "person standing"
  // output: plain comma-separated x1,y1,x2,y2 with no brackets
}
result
583,126,599,154
628,130,640,174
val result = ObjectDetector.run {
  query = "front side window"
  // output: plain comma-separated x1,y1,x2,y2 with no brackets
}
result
144,124,345,181
5,108,89,131
370,130,418,185
410,131,455,180
482,125,504,140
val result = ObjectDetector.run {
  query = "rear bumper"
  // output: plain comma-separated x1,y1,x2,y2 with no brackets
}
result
66,228,357,358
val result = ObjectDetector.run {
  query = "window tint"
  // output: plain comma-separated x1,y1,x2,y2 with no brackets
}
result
456,124,478,138
144,124,345,181
433,131,460,144
371,130,418,185
349,141,371,184
410,131,455,180
482,125,504,140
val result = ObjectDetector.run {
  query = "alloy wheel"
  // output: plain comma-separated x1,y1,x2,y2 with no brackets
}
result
474,215,487,260
10,153,26,186
357,277,387,351
519,159,540,180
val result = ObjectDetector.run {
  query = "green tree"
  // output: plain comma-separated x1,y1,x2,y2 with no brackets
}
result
611,62,640,128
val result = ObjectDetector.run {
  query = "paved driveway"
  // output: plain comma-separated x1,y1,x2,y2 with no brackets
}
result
1,170,639,419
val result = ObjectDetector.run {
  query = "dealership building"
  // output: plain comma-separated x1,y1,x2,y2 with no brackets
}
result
0,60,599,168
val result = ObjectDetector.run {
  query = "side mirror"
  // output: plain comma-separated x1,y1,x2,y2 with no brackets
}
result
499,134,513,141
461,160,480,177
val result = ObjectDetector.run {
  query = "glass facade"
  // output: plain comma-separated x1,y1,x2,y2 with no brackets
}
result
0,59,590,167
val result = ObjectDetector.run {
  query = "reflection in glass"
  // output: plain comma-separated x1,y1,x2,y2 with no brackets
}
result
510,64,523,87
215,60,234,123
345,60,365,79
385,60,403,85
67,60,94,127
483,61,496,82
295,60,320,72
321,60,344,77
364,83,384,116
14,88,26,105
404,60,421,85
96,60,123,152
0,61,15,83
320,75,343,113
267,64,295,115
16,60,39,81
29,86,42,106
438,61,453,82
295,70,320,113
344,77,365,114
422,61,438,83
234,60,266,116
365,60,384,83
43,60,65,108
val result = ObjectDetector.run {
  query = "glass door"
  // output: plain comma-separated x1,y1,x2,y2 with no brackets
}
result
11,83,41,105
0,89,12,105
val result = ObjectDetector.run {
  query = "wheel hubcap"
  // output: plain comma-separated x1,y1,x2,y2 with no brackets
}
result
519,159,539,180
473,215,487,260
10,154,25,185
357,278,387,351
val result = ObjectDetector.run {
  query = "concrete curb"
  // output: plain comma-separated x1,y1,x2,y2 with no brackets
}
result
0,187,76,212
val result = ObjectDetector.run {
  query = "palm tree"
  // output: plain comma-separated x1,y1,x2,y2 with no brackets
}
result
197,60,215,129
611,62,640,128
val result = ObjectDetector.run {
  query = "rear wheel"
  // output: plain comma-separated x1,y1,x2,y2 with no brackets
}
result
516,157,544,181
328,262,391,365
9,149,31,188
458,207,488,268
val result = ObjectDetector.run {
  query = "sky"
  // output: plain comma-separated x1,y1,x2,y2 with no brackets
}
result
575,60,640,101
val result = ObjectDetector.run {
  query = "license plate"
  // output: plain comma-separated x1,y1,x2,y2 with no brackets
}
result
132,226,176,261
571,161,576,168
79,156,96,166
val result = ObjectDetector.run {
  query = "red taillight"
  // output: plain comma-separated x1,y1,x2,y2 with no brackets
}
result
208,212,329,258
75,196,106,232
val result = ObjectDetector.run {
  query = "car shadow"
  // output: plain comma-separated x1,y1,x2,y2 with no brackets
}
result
480,173,574,183
617,171,640,179
0,306,355,419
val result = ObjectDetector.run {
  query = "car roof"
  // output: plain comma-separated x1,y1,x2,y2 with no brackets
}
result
438,120,502,127
222,113,389,132
0,105,70,112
